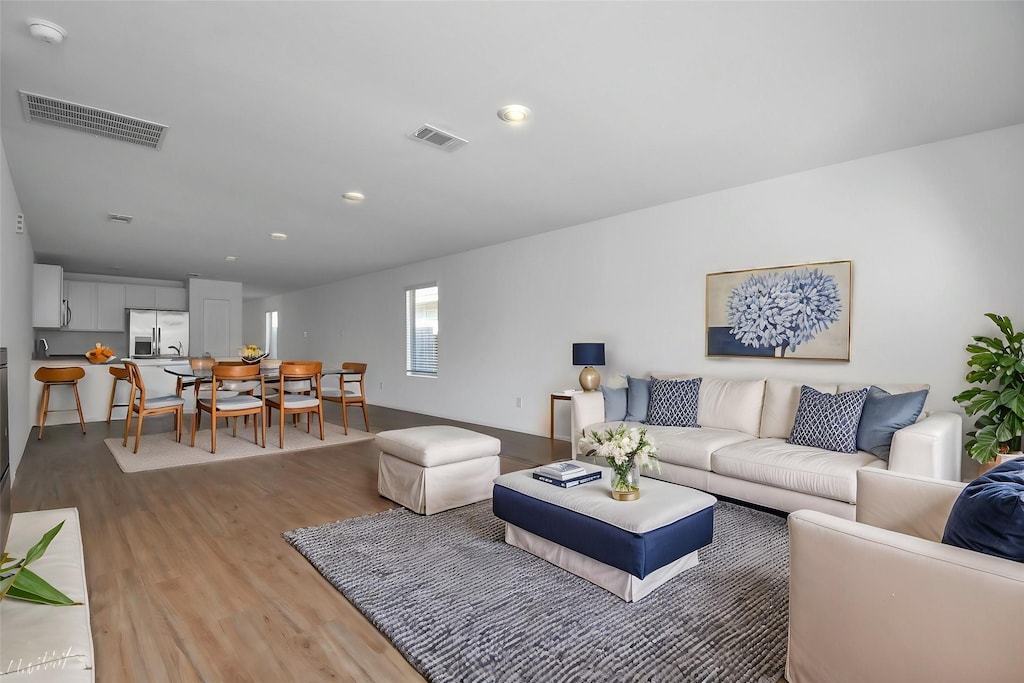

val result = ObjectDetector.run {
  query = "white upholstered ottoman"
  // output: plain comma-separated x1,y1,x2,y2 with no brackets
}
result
376,426,501,515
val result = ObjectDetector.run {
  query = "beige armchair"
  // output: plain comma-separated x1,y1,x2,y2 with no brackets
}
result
786,468,1024,683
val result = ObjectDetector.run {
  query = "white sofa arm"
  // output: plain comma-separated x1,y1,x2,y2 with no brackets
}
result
887,411,962,482
787,509,1024,683
855,468,965,542
569,392,605,458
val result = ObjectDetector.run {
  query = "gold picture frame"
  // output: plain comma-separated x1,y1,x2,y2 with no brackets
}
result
706,260,852,361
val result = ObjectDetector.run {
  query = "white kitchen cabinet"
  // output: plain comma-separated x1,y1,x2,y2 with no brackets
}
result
155,286,187,310
124,284,155,309
32,263,66,328
64,281,98,331
96,283,126,330
64,281,126,331
125,285,187,311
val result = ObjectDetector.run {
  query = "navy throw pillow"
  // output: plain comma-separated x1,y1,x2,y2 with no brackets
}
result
600,385,627,422
646,378,701,427
856,386,928,461
942,458,1024,562
787,385,868,453
624,375,651,422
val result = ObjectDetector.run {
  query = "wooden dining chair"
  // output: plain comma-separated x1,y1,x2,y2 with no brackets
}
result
34,366,87,440
265,361,324,449
177,358,235,430
320,362,369,435
123,361,186,454
105,365,131,424
190,364,266,454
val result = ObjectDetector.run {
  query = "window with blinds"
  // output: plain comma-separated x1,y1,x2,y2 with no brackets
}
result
406,284,438,376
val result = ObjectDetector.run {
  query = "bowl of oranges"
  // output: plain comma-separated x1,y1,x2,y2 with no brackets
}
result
85,343,117,364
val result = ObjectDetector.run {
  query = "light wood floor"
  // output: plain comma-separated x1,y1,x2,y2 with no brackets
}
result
12,407,571,682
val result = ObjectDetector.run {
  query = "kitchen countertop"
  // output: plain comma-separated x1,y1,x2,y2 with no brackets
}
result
31,356,190,367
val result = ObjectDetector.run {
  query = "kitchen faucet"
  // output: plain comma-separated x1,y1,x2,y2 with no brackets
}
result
168,342,183,356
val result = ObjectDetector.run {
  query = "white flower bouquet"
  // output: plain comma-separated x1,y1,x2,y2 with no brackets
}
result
579,424,659,500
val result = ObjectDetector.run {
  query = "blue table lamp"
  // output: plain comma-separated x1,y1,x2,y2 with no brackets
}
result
572,342,605,392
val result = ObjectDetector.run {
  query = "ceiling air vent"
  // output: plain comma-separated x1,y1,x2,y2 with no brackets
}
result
19,91,168,150
408,124,468,152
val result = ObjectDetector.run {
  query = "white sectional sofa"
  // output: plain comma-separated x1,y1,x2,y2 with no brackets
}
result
571,375,962,519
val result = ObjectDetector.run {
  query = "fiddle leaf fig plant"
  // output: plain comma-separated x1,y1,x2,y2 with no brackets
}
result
953,313,1024,463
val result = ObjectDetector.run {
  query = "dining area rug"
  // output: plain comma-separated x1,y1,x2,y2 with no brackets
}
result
285,499,789,683
105,422,375,473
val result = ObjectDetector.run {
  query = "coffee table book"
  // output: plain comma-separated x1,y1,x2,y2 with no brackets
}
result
532,470,602,488
537,461,588,480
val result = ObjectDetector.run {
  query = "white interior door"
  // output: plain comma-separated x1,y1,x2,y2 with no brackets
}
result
201,298,231,357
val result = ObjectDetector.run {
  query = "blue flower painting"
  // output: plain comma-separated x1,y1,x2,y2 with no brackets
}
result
706,261,851,360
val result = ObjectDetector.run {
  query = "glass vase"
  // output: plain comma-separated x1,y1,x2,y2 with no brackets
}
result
611,458,641,501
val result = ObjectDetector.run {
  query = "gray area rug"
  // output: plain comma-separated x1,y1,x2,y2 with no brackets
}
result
285,499,789,683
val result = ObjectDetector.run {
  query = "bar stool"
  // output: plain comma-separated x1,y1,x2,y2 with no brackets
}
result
34,366,87,439
106,366,131,424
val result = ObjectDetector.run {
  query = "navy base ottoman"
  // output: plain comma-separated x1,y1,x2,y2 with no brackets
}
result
493,462,716,602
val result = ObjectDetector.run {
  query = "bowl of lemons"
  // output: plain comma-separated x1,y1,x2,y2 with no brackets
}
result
240,345,269,364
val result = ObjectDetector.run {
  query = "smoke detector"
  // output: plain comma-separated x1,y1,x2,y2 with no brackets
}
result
408,124,468,152
27,19,67,44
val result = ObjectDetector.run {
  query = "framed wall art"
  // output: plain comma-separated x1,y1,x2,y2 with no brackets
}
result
706,260,852,361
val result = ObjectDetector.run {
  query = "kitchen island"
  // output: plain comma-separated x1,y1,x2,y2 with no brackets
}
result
29,357,190,427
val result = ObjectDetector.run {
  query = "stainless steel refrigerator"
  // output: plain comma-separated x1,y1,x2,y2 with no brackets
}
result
128,309,189,358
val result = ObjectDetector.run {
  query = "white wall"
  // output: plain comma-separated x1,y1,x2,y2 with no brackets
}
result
1,144,37,480
247,125,1024,449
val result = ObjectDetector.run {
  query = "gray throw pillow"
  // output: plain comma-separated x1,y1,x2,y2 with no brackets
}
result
600,385,627,422
856,386,928,461
646,377,701,427
787,385,868,453
624,375,651,422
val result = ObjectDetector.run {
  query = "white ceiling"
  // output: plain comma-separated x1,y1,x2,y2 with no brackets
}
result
2,2,1023,299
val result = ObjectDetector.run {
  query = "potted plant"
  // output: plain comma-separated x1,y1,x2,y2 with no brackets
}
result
953,313,1024,467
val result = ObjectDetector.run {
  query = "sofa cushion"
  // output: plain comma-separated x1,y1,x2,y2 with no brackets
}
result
787,386,868,453
647,378,701,427
760,379,838,439
942,458,1024,562
697,378,765,436
856,386,929,461
624,375,651,422
601,385,627,422
712,438,883,503
648,425,756,471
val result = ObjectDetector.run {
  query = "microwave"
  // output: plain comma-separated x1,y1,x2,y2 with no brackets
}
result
133,336,154,357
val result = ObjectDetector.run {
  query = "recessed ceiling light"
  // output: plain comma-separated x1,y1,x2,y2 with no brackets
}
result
225,256,237,261
342,192,365,202
27,18,67,44
270,232,288,240
497,104,531,123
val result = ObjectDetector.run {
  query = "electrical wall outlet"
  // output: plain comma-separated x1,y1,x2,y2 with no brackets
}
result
515,397,523,408
16,214,24,234
379,381,384,391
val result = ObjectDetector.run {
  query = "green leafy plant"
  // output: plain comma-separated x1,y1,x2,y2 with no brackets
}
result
953,313,1024,463
0,521,80,606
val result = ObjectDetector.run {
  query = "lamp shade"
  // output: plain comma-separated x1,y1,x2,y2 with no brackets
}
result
572,342,605,366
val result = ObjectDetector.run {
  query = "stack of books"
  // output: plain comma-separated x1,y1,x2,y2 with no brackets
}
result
532,461,602,488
